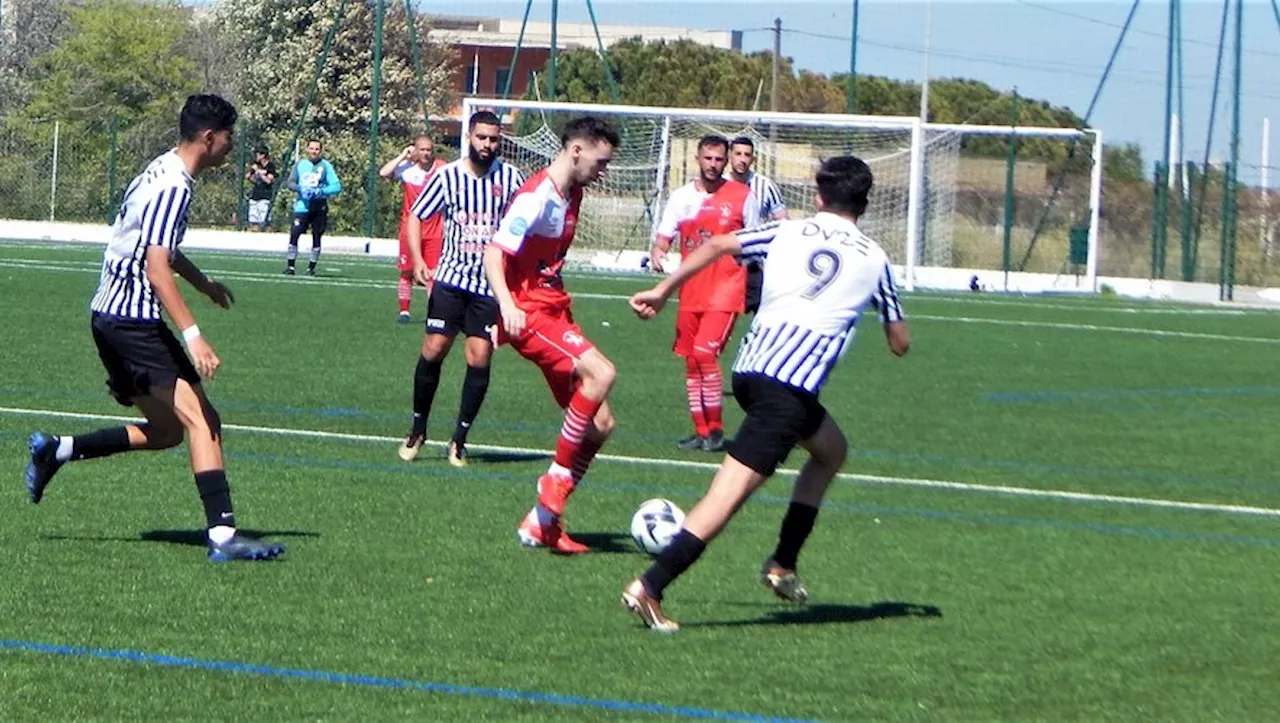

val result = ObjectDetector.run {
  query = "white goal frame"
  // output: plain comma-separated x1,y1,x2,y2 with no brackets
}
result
462,97,1103,293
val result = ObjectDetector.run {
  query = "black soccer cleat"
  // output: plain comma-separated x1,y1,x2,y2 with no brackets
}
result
702,429,726,452
208,534,286,562
282,266,295,276
25,432,64,504
676,434,706,451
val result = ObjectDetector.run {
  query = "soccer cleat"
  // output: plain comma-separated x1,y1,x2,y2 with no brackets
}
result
676,434,706,450
621,578,679,633
397,311,413,324
398,431,425,462
447,440,467,468
760,559,809,604
208,534,287,562
702,429,726,452
283,266,295,276
306,267,317,277
516,516,589,555
25,432,63,504
535,472,576,518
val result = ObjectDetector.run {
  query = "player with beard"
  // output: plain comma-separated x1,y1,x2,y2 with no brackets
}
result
397,111,525,467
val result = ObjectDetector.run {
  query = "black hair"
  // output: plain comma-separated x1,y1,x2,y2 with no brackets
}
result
560,116,621,148
469,110,502,130
697,134,729,153
730,135,754,151
815,156,873,217
178,94,237,142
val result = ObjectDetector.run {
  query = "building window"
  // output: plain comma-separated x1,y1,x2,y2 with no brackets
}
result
494,67,511,96
464,66,476,94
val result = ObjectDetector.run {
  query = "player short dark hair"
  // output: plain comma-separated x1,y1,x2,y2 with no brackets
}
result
815,156,873,217
307,138,323,148
560,116,620,149
730,136,755,151
697,134,729,153
178,94,237,142
469,110,502,130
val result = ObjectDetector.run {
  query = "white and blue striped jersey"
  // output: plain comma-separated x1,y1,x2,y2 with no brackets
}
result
735,171,788,222
731,212,904,394
90,150,193,321
409,159,525,295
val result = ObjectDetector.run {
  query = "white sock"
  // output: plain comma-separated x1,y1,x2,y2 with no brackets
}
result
55,436,73,463
545,462,572,478
207,525,236,545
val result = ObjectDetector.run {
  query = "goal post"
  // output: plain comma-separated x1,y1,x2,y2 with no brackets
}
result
461,97,1103,294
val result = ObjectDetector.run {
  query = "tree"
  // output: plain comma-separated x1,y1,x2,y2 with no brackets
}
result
0,0,83,114
24,0,197,125
214,0,456,133
1104,142,1145,184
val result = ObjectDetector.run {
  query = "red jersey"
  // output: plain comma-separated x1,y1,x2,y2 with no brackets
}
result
656,179,760,312
491,169,582,314
397,157,446,240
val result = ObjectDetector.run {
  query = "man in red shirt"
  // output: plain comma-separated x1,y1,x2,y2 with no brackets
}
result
484,116,620,555
649,136,760,452
379,135,446,323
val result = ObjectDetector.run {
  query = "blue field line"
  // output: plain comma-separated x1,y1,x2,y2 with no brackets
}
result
986,386,1280,404
0,640,809,722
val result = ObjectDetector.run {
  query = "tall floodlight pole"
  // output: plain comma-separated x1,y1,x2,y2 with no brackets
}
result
770,17,781,113
847,0,859,113
1221,0,1243,301
1263,117,1271,258
364,0,386,239
920,0,932,121
548,0,560,100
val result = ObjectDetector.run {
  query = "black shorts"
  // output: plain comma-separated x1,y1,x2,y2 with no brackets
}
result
725,373,828,476
91,313,200,407
292,207,328,237
425,283,499,340
744,262,764,314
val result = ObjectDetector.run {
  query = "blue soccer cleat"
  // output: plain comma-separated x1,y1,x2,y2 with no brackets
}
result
208,534,287,563
25,432,64,504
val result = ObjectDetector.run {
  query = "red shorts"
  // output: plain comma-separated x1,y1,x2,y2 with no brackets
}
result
502,307,597,408
397,230,442,272
673,309,737,359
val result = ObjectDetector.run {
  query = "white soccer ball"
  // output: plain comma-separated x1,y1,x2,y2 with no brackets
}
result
630,498,686,555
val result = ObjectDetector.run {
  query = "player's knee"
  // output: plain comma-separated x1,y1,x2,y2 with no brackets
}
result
149,423,184,450
463,343,492,368
422,335,452,360
691,347,719,369
583,354,616,390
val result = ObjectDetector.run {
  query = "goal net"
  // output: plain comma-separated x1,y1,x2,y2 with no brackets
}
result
462,98,1100,292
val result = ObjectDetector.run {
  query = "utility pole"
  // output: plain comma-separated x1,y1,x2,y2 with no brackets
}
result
548,0,560,100
847,0,859,113
770,17,781,113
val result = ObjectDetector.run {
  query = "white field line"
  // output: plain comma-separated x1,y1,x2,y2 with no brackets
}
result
4,258,1277,342
4,405,1279,519
908,295,1255,316
909,314,1280,344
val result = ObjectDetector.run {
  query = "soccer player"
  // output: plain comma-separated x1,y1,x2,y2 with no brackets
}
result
621,156,910,632
483,116,621,555
649,135,760,453
727,136,789,314
284,139,342,276
397,111,525,467
23,94,287,562
380,134,446,322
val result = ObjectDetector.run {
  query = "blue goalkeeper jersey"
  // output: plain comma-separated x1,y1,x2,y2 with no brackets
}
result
289,158,342,214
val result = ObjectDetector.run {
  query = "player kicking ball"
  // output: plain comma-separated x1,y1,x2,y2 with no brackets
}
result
24,95,286,562
621,156,910,631
483,116,621,555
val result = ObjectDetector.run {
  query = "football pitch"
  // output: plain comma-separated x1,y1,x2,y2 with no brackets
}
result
2,241,1279,720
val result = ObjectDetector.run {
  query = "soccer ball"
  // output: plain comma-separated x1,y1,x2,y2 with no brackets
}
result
630,498,685,555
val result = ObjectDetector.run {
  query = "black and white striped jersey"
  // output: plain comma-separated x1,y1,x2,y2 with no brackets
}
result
90,150,193,321
736,171,788,222
730,213,904,394
409,159,525,296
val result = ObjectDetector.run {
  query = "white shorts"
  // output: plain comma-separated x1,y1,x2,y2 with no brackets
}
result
248,199,271,226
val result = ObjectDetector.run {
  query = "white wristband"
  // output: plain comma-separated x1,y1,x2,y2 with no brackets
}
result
182,325,201,343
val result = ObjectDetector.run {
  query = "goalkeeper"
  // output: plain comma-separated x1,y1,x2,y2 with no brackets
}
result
284,139,342,277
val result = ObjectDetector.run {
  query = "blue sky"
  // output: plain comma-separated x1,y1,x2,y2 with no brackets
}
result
417,1,1280,188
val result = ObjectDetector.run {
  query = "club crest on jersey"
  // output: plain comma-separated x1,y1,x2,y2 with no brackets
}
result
562,330,585,347
720,203,733,219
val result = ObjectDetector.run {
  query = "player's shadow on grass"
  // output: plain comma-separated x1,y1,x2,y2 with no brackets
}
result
687,601,943,628
465,449,548,464
564,531,643,554
43,529,319,547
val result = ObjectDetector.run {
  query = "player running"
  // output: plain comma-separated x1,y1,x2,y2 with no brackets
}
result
483,116,621,555
621,156,910,632
649,135,760,452
379,134,446,322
